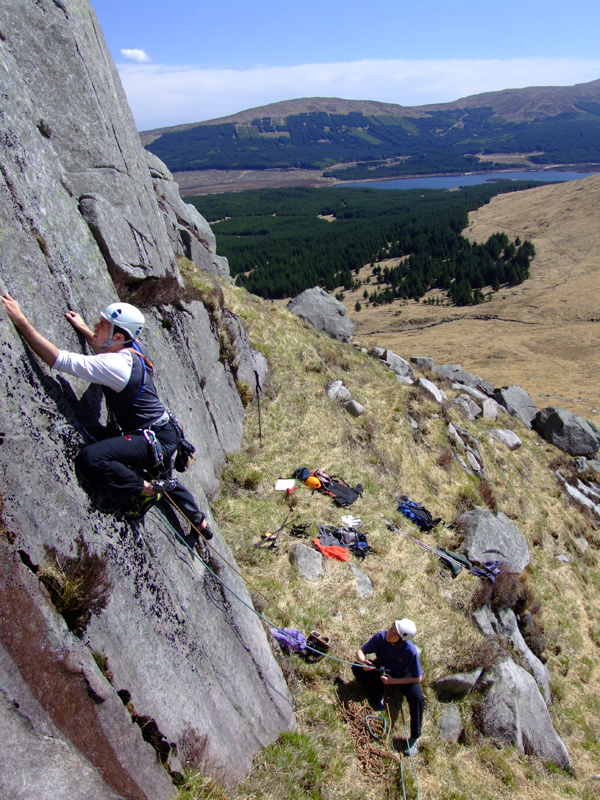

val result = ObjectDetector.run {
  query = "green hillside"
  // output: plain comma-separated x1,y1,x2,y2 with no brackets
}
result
175,266,600,800
143,83,600,179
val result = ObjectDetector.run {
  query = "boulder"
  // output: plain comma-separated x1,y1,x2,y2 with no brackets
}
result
433,364,494,395
489,429,522,451
451,383,488,402
436,705,463,743
411,356,434,368
480,659,570,769
382,351,416,381
327,381,352,402
418,378,447,404
433,669,482,699
453,394,482,420
289,543,324,581
343,399,365,417
370,348,416,381
457,507,530,573
481,398,500,420
493,386,538,427
349,564,373,598
533,407,600,456
287,288,354,342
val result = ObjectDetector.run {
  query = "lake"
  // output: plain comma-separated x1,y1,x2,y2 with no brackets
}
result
340,170,597,191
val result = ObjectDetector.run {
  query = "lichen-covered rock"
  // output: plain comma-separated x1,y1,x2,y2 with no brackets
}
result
0,1,294,794
287,288,354,342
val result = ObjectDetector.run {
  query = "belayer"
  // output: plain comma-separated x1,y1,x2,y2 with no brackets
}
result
2,293,212,543
352,618,424,757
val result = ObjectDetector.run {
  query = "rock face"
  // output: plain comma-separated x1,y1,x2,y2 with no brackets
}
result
147,152,231,281
533,407,600,456
287,287,354,342
0,1,294,797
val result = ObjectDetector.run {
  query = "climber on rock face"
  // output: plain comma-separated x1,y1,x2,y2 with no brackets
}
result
2,292,212,542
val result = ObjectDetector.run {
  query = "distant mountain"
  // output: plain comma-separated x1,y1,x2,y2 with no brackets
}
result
141,80,600,182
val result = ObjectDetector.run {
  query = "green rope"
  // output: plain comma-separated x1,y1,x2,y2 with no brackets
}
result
150,504,363,671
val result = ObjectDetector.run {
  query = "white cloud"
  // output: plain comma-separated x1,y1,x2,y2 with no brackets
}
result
120,48,152,64
115,57,600,131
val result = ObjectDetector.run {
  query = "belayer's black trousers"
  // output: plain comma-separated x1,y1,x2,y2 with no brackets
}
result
352,664,424,739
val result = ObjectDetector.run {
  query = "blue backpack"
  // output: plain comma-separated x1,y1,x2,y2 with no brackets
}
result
397,496,441,532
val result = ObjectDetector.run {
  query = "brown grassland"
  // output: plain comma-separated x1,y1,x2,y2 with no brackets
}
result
174,170,600,800
345,173,600,422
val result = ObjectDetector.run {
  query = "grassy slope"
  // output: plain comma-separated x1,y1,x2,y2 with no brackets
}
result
176,268,600,800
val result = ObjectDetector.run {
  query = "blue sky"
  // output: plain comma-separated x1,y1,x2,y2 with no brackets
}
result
91,0,600,131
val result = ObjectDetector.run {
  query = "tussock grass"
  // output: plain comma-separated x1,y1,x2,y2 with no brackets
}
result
178,275,600,800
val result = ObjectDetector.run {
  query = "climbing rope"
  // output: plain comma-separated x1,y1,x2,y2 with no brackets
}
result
155,492,362,670
152,497,421,794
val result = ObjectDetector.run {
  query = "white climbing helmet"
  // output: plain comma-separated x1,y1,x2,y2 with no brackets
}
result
394,618,417,641
100,302,145,341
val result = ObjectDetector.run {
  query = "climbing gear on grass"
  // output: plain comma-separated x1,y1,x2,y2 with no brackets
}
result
304,631,331,662
255,507,298,548
397,495,442,532
384,517,502,582
293,466,363,507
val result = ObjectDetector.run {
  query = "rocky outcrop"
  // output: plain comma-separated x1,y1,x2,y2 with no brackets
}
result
480,659,570,769
0,1,293,796
287,288,354,342
533,407,600,457
147,153,231,281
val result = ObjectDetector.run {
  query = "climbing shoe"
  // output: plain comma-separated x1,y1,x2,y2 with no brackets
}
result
403,738,419,757
190,512,213,541
126,492,161,521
